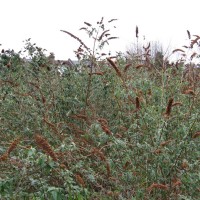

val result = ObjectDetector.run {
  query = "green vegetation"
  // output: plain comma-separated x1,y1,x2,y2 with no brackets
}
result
0,18,199,199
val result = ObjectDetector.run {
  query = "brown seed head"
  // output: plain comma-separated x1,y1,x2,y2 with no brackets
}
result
160,140,172,147
172,102,183,107
7,137,21,155
107,58,122,78
147,183,168,192
135,64,144,69
192,131,200,139
136,26,139,38
187,30,191,39
101,125,112,135
106,162,111,176
135,96,140,110
0,153,9,162
182,89,195,95
75,174,85,187
165,97,174,117
124,63,132,72
172,49,185,53
34,134,57,161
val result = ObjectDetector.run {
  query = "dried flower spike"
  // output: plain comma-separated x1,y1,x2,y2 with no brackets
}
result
187,30,191,39
136,96,140,110
164,97,174,117
7,137,21,155
136,26,139,38
0,153,8,162
147,183,168,192
183,89,195,95
75,174,85,187
192,131,200,139
107,58,122,78
124,63,132,72
34,134,57,161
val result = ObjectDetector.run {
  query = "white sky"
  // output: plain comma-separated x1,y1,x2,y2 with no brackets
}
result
0,0,199,60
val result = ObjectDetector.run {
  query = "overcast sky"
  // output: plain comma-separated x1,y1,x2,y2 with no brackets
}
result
0,0,199,60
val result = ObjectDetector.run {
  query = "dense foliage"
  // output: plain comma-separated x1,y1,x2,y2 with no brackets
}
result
0,20,199,199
